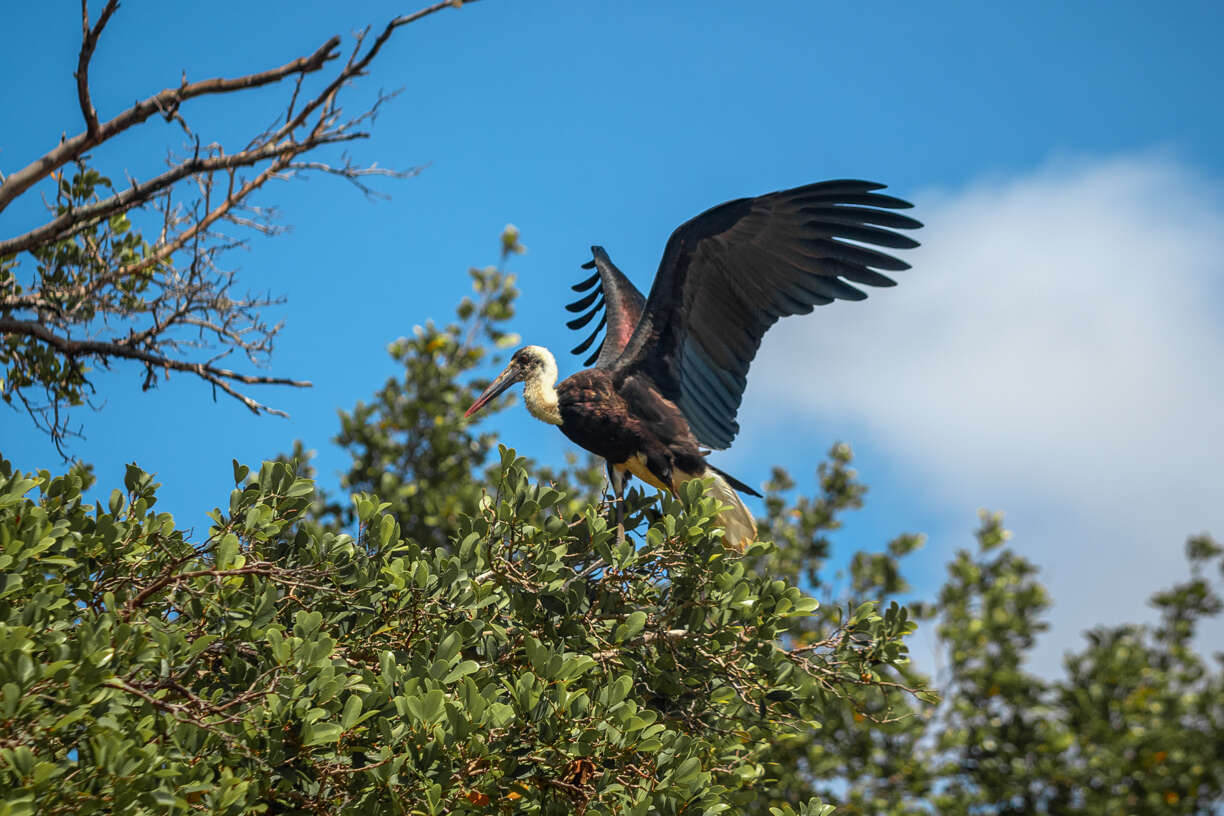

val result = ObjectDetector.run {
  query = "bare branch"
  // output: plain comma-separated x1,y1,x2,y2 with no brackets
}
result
0,316,311,416
105,156,292,285
592,629,690,660
75,0,120,136
125,562,327,614
0,134,363,257
1,0,482,449
267,0,471,147
0,35,341,214
285,159,423,198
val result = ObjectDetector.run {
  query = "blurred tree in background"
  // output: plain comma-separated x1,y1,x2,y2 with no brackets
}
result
314,227,606,550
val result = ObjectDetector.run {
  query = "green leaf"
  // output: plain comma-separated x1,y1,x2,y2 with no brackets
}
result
672,756,701,785
617,611,647,643
442,660,479,684
341,695,363,729
286,478,314,498
419,689,445,724
605,675,632,707
302,722,343,746
636,737,663,754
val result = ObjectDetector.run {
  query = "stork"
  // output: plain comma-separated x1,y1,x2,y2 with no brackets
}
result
465,180,921,550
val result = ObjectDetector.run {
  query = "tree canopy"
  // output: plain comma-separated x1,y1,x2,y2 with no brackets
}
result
2,257,1222,814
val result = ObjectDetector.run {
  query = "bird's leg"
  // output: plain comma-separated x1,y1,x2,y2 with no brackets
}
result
607,462,627,547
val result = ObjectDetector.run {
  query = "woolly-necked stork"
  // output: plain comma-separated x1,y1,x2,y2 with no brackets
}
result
465,180,921,550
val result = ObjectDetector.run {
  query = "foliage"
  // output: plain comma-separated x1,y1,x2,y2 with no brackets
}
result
1,167,152,428
2,246,1222,815
300,225,606,554
751,503,1224,816
0,440,919,814
745,452,934,814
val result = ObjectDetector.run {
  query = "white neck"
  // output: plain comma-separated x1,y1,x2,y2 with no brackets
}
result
522,349,562,426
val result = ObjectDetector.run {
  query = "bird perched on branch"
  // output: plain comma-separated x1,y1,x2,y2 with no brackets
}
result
465,180,920,550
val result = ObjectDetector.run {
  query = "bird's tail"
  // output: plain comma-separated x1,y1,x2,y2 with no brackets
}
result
704,471,757,552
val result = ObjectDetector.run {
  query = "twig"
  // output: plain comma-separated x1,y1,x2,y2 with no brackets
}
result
0,316,311,416
0,134,360,257
1,0,481,448
0,36,341,214
74,0,120,136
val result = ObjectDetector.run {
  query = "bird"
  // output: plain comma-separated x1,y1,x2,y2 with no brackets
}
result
464,179,921,551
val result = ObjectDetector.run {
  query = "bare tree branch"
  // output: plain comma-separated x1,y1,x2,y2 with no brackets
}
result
75,0,121,136
285,159,423,199
0,36,340,214
116,159,290,278
0,316,311,415
1,0,479,450
265,0,466,149
0,132,361,257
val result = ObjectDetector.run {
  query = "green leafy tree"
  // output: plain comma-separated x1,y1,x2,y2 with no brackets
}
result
3,240,1223,815
0,448,918,814
300,226,606,552
0,233,926,815
1056,534,1224,814
745,452,934,816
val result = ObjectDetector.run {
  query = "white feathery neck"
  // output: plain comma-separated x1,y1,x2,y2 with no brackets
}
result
521,346,562,426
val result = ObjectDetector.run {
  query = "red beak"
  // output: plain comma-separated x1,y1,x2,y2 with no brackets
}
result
464,363,523,418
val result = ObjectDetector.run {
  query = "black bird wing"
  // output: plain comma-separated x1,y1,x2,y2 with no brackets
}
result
610,179,921,449
565,246,647,368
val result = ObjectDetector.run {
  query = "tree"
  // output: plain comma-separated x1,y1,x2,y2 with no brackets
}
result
0,246,926,814
308,225,608,552
0,0,474,452
760,508,1224,816
3,243,1223,813
0,445,918,815
259,257,1224,814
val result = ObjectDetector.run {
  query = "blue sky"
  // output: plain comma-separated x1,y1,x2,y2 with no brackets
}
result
3,0,1223,671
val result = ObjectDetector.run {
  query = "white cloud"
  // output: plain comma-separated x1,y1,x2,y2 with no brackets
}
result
751,153,1224,671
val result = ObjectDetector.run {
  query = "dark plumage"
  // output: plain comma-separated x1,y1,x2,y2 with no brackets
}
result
556,368,710,494
467,179,921,549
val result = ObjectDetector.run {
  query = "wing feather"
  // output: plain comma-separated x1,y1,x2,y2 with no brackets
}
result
796,204,923,230
611,179,920,449
566,298,604,330
569,314,606,355
563,247,648,368
565,287,602,312
571,270,601,291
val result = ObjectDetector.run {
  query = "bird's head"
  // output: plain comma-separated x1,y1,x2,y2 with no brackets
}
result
464,345,557,418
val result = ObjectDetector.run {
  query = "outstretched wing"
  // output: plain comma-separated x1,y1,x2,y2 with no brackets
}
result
612,179,921,449
565,246,647,368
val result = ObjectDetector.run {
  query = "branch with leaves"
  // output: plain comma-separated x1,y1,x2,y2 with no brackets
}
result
0,0,477,453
